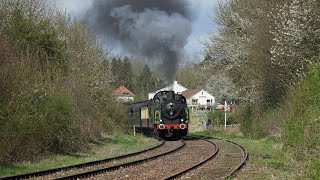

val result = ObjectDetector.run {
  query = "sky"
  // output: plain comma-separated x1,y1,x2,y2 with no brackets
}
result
55,0,219,61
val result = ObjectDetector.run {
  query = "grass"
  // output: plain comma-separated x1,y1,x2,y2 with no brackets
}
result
189,112,207,132
191,129,301,179
0,134,159,177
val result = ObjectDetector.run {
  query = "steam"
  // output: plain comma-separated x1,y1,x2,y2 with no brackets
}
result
88,0,193,81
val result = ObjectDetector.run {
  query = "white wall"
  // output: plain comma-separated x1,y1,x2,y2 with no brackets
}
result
117,96,134,102
148,81,188,99
187,90,215,106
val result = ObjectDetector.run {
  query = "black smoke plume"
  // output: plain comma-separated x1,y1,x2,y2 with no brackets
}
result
88,0,193,81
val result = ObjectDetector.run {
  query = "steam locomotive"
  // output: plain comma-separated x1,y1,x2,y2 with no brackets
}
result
130,91,189,139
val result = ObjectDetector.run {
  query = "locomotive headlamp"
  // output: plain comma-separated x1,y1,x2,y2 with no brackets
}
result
159,124,165,130
160,119,163,123
181,119,184,122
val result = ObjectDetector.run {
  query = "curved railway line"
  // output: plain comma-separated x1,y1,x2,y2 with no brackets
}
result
163,138,219,180
84,137,218,179
55,140,185,180
0,136,248,180
223,139,249,179
0,140,165,180
180,136,249,179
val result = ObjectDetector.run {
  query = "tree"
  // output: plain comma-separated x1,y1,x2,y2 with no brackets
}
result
122,56,134,90
205,0,294,108
270,0,320,87
205,73,238,103
139,64,152,91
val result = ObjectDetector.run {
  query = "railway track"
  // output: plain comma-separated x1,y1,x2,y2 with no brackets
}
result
55,140,185,179
180,135,249,179
83,137,218,179
164,138,219,180
223,139,249,179
1,136,248,180
0,140,165,180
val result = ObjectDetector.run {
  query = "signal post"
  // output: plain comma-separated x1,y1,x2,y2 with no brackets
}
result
222,101,233,130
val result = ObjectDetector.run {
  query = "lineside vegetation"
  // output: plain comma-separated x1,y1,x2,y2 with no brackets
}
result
177,0,319,178
0,0,129,165
190,0,319,178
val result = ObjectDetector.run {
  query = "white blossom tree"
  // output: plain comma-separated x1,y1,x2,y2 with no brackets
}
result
270,0,320,86
205,73,239,102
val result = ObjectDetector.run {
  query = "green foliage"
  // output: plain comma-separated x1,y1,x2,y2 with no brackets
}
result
227,105,267,138
109,56,165,101
0,134,158,177
236,65,320,177
191,131,299,179
122,57,133,89
206,2,319,176
283,65,320,161
109,134,139,146
207,111,223,125
0,84,78,164
0,0,130,166
7,8,65,69
207,110,239,127
176,63,208,90
132,63,164,101
309,160,320,179
139,64,152,89
38,92,78,153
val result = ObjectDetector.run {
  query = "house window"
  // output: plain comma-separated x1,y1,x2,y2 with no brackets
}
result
192,99,198,104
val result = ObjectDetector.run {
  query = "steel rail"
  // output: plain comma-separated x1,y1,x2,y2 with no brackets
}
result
188,135,249,179
222,140,248,179
55,140,186,180
164,138,219,180
0,140,165,180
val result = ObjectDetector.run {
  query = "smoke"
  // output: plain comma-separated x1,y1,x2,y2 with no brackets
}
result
88,0,193,81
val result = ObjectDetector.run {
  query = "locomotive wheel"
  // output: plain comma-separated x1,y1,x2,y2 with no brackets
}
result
161,99,183,119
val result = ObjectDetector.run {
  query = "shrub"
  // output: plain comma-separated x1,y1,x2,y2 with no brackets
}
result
283,65,320,160
207,110,239,126
0,1,130,165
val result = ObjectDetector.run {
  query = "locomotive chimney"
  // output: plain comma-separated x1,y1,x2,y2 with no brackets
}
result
174,81,177,87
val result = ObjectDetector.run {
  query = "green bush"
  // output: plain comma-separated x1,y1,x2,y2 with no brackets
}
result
207,111,223,126
283,65,320,159
38,91,78,153
0,1,130,165
4,8,66,69
0,82,79,165
207,110,239,126
231,105,266,138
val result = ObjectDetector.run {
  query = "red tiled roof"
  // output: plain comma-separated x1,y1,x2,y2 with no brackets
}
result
181,89,202,98
114,86,135,97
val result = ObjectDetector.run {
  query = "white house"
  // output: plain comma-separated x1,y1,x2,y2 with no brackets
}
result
148,81,188,99
181,89,215,110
